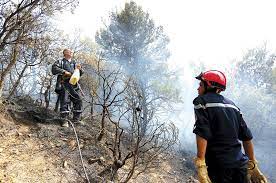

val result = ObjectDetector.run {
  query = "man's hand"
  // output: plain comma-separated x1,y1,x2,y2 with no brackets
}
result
76,63,81,69
194,157,212,183
248,160,267,183
64,71,72,77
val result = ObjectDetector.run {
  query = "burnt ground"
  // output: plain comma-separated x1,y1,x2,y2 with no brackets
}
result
0,97,198,183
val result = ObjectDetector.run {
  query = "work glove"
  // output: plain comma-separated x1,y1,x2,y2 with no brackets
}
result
247,160,267,183
194,157,212,183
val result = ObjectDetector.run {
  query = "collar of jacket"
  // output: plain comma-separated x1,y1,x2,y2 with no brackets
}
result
63,58,72,62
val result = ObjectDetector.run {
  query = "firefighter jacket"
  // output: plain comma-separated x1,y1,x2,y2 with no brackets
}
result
51,58,83,93
193,92,253,169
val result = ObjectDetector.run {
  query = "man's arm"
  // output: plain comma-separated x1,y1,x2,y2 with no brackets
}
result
193,97,212,183
242,140,255,160
196,135,207,159
194,135,212,183
52,60,67,75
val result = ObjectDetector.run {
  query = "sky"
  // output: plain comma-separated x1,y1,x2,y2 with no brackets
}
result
57,0,276,69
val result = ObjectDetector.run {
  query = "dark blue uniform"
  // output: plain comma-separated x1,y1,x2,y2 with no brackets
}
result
193,93,253,183
52,58,83,121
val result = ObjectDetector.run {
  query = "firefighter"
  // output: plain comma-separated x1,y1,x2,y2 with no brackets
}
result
193,70,267,183
52,49,83,127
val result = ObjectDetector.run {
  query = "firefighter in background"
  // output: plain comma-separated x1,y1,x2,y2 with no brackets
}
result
52,49,83,127
193,70,267,183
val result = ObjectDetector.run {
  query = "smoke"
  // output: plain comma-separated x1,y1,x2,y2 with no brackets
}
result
226,77,276,182
170,65,197,151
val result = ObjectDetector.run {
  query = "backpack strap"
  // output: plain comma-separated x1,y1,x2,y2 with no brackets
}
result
57,59,64,76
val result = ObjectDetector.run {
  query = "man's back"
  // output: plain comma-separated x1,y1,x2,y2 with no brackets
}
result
193,93,253,168
193,70,267,183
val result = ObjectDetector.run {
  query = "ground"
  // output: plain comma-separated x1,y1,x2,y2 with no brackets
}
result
0,97,197,183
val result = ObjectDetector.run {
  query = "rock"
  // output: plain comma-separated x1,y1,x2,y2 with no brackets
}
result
88,156,105,165
99,156,105,162
188,176,199,183
16,131,23,136
49,142,55,148
79,143,84,149
88,158,99,164
12,149,19,155
68,139,76,150
63,160,68,168
56,142,63,147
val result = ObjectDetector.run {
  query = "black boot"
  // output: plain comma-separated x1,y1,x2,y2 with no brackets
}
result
72,112,83,125
60,113,69,127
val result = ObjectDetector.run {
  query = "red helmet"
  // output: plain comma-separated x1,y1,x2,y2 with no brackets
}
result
196,70,227,91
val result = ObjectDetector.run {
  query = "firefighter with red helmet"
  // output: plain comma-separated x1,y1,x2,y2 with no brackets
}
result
193,70,267,183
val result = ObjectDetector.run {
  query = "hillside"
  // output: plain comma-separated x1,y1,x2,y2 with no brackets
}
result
0,97,197,183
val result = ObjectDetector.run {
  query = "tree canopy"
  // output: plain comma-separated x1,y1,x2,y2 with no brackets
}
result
95,1,170,75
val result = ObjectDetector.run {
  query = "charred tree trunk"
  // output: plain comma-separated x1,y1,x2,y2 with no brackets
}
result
44,86,50,109
98,161,124,181
90,94,94,118
140,84,148,137
123,128,140,183
0,44,19,100
97,106,106,141
7,63,28,99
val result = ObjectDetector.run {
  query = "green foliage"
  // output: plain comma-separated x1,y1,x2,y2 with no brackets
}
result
236,44,275,89
95,1,170,73
230,83,274,137
151,65,182,102
230,45,276,139
95,1,179,101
